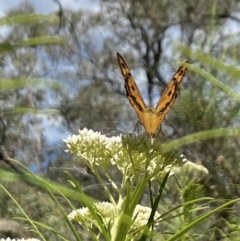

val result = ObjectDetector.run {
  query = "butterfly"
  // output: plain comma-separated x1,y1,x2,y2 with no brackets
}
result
117,52,189,137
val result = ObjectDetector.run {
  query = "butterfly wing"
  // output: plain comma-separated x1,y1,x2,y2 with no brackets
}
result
117,52,146,123
155,61,189,122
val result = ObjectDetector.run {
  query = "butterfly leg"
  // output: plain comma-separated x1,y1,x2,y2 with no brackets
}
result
158,126,165,137
132,120,141,135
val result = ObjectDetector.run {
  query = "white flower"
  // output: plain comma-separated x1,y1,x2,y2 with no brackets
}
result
132,204,161,228
64,128,115,166
68,202,161,232
183,161,209,174
0,239,41,241
68,202,115,227
64,128,180,181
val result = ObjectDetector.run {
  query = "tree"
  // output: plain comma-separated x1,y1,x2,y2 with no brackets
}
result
2,0,240,239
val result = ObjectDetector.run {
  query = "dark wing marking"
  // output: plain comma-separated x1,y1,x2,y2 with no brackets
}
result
155,61,188,120
117,52,146,116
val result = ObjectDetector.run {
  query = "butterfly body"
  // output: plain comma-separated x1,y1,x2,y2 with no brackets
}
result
136,106,160,137
117,52,188,137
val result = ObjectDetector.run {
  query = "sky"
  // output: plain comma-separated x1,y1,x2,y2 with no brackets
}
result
0,0,99,16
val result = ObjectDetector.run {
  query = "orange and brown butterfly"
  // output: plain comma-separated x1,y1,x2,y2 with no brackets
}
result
117,52,189,138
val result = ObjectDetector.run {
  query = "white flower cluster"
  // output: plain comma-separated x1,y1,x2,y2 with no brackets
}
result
132,204,161,229
171,154,209,176
182,160,209,174
68,201,160,231
0,239,40,241
68,201,115,227
64,128,122,167
64,128,177,180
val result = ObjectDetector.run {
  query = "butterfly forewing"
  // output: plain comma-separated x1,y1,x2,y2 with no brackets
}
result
155,61,189,115
117,52,146,123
